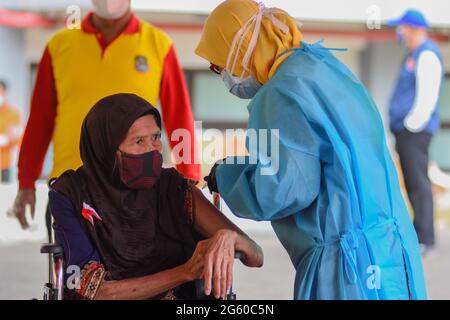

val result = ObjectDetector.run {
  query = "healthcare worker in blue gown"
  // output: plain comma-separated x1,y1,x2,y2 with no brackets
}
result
195,0,426,300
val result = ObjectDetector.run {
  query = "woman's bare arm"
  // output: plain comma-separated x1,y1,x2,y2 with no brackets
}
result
96,265,188,300
192,187,263,267
192,187,264,299
95,239,209,300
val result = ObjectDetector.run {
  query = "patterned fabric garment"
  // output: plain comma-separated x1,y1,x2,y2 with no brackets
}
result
51,179,197,300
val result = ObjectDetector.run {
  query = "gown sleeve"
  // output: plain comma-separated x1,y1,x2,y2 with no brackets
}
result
215,84,322,221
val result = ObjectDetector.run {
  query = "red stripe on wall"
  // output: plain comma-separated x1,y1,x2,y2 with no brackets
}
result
0,9,55,28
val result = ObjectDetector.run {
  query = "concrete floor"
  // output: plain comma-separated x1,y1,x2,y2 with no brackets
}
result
1,230,450,300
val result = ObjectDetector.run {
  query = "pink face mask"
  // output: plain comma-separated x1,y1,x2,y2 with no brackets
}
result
117,149,163,189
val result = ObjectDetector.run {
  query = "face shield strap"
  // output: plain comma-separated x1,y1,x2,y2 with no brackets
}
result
225,2,290,79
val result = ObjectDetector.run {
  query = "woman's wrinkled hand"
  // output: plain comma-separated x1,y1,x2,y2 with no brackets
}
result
182,239,210,281
203,229,238,300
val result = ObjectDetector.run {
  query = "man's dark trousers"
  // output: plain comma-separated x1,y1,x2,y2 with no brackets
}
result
395,129,435,246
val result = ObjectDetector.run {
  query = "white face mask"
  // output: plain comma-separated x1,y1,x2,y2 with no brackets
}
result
0,95,5,106
222,70,261,99
222,2,289,99
92,0,130,20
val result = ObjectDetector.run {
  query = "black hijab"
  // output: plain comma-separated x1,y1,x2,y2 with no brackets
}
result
51,93,197,283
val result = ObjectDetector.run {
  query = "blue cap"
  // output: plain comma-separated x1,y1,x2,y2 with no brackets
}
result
387,9,429,28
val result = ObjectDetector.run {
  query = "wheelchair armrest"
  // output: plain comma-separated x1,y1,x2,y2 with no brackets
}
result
234,251,245,261
40,243,63,255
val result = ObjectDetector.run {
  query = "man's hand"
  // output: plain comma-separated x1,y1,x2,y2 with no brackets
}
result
8,189,36,230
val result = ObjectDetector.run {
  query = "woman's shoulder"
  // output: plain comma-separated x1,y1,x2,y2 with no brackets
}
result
49,169,81,190
160,167,186,182
158,167,197,198
48,170,80,210
48,168,86,211
157,168,197,232
160,167,180,177
160,167,197,186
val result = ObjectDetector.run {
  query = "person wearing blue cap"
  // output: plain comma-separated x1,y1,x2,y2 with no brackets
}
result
388,9,443,255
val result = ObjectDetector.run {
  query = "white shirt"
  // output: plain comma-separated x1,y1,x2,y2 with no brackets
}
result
404,50,443,132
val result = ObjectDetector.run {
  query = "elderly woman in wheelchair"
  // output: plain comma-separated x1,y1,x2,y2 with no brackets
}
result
47,94,263,300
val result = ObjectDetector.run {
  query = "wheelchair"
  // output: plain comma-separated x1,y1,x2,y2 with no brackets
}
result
40,192,243,300
40,243,64,300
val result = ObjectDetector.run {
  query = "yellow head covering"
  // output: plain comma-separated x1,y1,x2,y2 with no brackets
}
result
195,0,303,84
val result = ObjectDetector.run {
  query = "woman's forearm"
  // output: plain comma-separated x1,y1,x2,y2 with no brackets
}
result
192,187,263,267
95,265,190,300
192,187,243,237
235,233,264,267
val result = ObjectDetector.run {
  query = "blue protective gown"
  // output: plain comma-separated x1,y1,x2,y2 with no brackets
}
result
215,40,427,300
